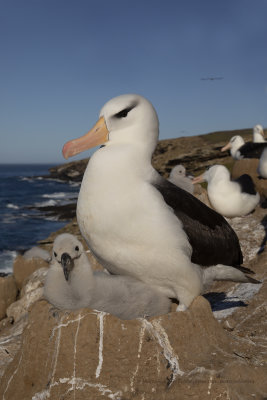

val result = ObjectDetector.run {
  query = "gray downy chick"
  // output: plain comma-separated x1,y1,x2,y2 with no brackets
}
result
44,233,171,319
168,165,194,194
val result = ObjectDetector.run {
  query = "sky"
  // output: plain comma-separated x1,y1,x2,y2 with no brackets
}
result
0,0,267,164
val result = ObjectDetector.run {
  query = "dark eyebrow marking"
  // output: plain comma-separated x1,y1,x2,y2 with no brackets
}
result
114,104,136,119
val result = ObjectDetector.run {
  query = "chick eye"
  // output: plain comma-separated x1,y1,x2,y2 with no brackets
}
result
75,246,79,251
54,252,57,257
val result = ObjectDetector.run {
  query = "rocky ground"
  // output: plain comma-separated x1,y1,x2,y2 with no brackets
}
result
0,128,266,399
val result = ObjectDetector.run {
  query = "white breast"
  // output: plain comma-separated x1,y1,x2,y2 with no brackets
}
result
77,146,192,287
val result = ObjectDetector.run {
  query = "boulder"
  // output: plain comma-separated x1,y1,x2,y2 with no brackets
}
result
0,316,27,379
231,159,267,198
0,275,17,321
0,294,266,400
13,255,49,290
6,268,47,323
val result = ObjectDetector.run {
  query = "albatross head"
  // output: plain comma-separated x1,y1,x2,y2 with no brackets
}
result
193,165,230,184
62,94,159,159
253,124,265,143
221,135,245,159
52,234,84,281
169,165,186,179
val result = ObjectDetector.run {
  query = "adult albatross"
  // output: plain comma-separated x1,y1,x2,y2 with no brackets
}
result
62,94,257,310
253,124,266,143
193,165,260,217
221,135,267,160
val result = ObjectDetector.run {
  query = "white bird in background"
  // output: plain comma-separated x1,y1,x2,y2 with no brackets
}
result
62,94,258,311
257,147,267,179
168,164,194,194
253,124,266,143
44,233,171,319
221,135,267,160
193,165,260,217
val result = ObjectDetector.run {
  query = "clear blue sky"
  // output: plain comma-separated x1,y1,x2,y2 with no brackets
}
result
1,0,267,164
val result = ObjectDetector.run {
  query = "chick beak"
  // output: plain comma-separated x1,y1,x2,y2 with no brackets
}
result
61,253,74,281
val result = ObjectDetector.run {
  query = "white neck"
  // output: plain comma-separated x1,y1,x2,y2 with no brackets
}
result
253,132,265,143
230,138,244,158
69,253,95,304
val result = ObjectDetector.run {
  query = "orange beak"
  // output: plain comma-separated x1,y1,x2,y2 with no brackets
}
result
192,174,204,184
62,116,109,159
221,142,231,152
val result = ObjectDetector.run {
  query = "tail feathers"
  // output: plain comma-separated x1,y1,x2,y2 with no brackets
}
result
234,265,255,275
246,275,261,284
203,264,261,286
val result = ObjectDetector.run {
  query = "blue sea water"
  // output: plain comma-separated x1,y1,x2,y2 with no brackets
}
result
0,164,79,273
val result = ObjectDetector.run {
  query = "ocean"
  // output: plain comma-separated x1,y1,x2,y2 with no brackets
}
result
0,164,79,273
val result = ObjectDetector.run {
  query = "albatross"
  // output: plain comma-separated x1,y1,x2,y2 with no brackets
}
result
257,147,267,179
193,165,260,217
253,124,266,143
62,94,258,310
221,135,267,160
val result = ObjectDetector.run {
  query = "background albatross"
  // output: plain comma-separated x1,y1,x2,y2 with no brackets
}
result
193,165,260,217
62,94,258,310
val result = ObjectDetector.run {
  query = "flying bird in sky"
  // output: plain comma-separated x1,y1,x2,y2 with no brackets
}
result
201,77,224,81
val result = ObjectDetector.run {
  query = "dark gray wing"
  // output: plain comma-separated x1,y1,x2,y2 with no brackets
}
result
152,176,243,267
234,174,257,195
240,142,267,159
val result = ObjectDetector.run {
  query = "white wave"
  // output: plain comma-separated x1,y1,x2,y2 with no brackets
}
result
42,192,68,199
6,203,19,210
34,199,57,207
70,182,81,188
43,215,61,221
0,250,17,273
2,215,17,224
20,177,34,182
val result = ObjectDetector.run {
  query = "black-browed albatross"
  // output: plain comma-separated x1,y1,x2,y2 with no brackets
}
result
193,165,260,217
221,135,267,160
253,124,266,143
62,94,258,311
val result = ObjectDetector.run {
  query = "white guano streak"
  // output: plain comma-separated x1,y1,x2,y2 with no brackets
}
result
143,318,184,385
95,312,105,378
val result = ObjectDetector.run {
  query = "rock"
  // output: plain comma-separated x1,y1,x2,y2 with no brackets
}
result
1,296,266,400
0,276,17,321
28,202,77,221
0,316,27,379
226,205,267,265
6,268,48,323
23,247,51,262
13,255,49,290
48,158,89,182
231,159,267,198
20,267,48,298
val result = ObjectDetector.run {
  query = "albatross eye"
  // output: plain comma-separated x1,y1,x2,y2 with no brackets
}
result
75,246,79,251
54,252,57,257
